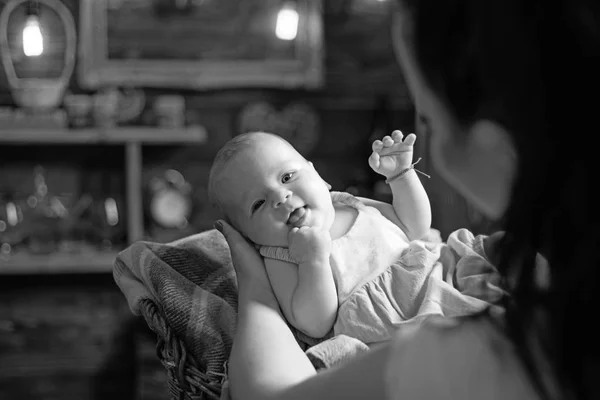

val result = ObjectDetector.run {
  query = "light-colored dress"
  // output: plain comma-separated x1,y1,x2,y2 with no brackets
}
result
259,191,503,344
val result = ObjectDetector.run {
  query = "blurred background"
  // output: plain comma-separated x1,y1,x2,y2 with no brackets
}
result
0,0,497,398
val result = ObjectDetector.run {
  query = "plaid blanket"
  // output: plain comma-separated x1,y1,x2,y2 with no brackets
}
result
113,230,239,377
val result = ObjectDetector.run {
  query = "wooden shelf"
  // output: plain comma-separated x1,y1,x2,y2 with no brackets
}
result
0,126,208,274
0,250,119,274
0,126,208,145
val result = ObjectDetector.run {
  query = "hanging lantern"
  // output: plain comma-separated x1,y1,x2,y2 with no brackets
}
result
0,0,76,111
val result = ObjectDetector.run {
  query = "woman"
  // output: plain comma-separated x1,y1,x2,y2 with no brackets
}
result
214,0,600,399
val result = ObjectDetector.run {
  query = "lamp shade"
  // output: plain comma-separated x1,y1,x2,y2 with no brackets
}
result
0,0,76,110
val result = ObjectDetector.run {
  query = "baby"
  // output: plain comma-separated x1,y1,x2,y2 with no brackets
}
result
208,131,495,344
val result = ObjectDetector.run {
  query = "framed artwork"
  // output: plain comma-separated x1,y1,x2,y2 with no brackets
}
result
77,0,323,90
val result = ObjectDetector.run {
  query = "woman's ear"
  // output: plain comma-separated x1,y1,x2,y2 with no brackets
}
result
460,119,517,219
468,119,517,171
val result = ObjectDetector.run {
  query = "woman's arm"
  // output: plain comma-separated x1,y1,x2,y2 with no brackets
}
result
230,281,392,400
229,277,317,400
216,220,391,400
265,257,338,339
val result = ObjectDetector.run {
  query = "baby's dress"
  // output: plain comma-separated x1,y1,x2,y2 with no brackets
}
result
259,192,502,344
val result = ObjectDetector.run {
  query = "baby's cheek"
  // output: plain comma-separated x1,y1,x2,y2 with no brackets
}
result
247,220,285,247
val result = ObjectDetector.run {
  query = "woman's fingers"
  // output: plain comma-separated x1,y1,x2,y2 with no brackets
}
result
215,220,265,279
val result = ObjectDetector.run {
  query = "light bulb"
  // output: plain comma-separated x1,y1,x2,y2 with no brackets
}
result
23,15,43,56
6,202,18,226
105,198,119,226
276,2,298,41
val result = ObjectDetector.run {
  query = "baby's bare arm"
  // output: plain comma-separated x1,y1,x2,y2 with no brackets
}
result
367,131,432,241
265,257,338,339
389,169,432,240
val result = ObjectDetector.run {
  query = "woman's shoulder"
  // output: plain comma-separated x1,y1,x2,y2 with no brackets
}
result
385,315,541,400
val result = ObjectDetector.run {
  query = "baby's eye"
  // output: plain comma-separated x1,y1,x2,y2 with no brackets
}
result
282,172,294,183
251,200,264,213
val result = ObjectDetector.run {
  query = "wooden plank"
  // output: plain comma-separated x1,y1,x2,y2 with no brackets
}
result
126,142,144,243
0,283,136,399
0,251,118,274
0,354,105,377
0,126,208,145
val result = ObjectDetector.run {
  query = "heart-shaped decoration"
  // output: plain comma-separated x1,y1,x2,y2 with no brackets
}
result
237,101,320,155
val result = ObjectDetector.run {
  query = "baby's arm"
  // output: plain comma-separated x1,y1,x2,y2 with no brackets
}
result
389,168,431,240
357,171,431,241
368,131,431,240
357,189,430,242
265,256,338,339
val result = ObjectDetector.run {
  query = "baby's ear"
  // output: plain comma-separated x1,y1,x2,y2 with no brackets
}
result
308,161,320,173
308,161,331,190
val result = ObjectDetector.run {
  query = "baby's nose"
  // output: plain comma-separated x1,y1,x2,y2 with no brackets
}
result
272,190,291,207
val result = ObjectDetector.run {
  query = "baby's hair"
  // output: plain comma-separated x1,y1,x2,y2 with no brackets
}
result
207,131,291,222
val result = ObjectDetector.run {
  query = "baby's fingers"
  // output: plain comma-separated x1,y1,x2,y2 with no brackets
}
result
372,140,383,152
288,226,299,238
391,130,404,142
402,133,417,146
368,151,380,170
382,136,394,147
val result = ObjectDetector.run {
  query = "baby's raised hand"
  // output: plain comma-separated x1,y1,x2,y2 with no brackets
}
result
288,226,331,265
368,130,417,179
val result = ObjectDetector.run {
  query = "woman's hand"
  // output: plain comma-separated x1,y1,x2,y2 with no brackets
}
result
215,220,274,299
216,220,319,400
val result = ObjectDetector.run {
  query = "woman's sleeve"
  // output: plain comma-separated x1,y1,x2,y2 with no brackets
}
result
384,316,539,400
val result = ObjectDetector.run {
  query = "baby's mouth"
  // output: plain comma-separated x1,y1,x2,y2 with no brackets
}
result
287,206,307,226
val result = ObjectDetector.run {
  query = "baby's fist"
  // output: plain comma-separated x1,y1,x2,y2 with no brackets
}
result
368,130,417,178
288,226,331,264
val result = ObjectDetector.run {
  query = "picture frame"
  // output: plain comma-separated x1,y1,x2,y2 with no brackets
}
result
77,0,323,90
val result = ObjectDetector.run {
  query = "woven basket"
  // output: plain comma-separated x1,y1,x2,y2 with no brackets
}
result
138,298,225,400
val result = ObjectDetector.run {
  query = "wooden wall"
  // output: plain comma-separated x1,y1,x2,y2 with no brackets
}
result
0,2,495,399
0,2,415,399
0,0,415,242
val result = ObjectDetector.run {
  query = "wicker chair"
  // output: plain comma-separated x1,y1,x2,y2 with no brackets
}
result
138,298,226,400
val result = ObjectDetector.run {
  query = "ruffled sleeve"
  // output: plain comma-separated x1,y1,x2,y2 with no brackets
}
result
259,245,296,263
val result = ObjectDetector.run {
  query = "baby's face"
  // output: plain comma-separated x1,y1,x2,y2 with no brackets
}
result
217,137,334,247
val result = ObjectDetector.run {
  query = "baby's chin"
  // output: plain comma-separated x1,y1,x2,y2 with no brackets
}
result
249,231,290,248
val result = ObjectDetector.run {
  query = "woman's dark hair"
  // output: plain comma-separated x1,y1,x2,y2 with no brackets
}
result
395,0,600,398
